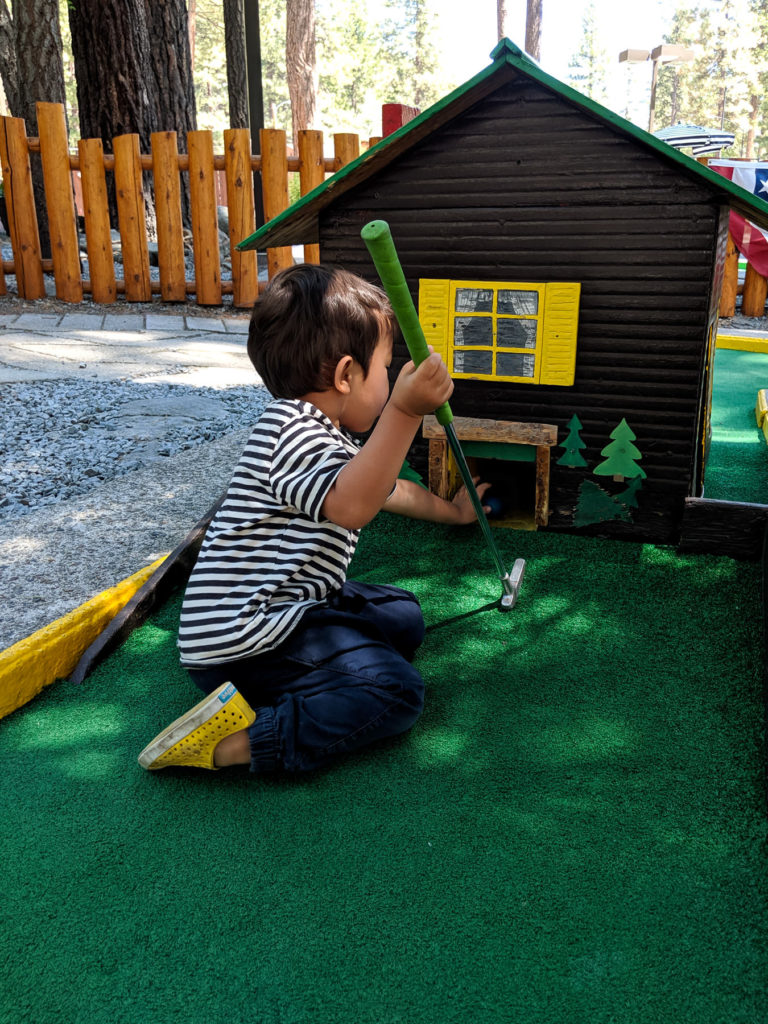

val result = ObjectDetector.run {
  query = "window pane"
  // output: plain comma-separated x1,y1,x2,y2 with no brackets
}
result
497,318,538,348
454,316,493,346
497,351,536,377
453,350,493,374
497,289,538,315
455,288,493,313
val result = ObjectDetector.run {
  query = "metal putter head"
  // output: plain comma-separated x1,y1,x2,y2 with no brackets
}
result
499,559,526,610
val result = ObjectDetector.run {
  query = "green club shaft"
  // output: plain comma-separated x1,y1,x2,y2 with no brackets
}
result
361,218,519,605
360,219,452,427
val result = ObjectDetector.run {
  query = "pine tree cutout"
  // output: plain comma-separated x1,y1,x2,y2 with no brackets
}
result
617,476,643,509
593,418,647,482
573,480,627,527
557,413,588,467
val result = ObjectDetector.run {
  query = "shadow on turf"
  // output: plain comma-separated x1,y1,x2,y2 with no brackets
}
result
424,599,500,633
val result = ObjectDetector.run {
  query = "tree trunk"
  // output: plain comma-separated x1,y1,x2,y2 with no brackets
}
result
145,0,197,225
7,0,68,257
68,0,158,232
223,0,249,130
286,0,316,154
188,0,197,66
525,0,542,62
497,0,508,40
746,93,759,159
0,1,20,116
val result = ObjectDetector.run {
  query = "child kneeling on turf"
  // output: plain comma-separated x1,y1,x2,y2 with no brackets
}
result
138,264,488,775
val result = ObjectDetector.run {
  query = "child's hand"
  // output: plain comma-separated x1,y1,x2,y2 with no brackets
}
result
389,350,454,420
449,477,492,524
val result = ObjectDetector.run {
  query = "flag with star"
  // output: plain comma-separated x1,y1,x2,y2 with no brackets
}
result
710,161,768,277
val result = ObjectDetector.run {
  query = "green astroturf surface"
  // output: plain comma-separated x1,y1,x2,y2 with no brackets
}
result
2,520,767,1024
704,345,768,503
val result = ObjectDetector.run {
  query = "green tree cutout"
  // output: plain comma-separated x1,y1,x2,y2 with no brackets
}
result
593,419,646,481
557,413,588,467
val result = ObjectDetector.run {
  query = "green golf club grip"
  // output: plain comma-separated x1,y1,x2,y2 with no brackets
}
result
361,219,453,426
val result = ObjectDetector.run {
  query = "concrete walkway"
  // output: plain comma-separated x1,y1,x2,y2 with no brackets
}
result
1,307,263,651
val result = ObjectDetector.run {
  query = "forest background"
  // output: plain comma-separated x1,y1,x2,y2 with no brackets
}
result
1,0,767,168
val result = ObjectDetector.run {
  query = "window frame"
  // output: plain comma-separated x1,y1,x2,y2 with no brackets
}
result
448,280,547,384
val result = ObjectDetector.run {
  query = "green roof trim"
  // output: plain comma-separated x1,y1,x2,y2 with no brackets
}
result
238,37,768,251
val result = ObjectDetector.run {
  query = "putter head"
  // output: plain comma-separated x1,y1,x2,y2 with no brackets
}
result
499,558,526,610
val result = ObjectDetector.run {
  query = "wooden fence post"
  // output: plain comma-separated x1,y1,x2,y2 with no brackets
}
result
37,102,83,303
113,133,152,301
78,137,116,304
298,129,324,265
188,130,222,306
0,115,45,299
151,131,186,302
224,127,258,307
260,128,293,279
333,133,360,171
741,261,767,317
719,231,739,318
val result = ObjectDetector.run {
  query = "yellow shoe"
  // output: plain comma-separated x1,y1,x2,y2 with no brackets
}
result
138,682,256,771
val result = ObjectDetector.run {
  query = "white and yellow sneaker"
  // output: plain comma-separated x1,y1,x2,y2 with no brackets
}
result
138,682,256,771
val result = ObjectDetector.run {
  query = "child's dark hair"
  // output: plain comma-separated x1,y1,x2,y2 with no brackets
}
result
248,263,395,397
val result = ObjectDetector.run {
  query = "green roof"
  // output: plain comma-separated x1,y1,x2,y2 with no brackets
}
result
238,38,768,251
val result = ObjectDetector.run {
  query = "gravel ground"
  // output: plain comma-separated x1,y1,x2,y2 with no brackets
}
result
1,377,264,520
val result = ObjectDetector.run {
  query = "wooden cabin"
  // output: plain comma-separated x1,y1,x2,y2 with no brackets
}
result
241,39,768,557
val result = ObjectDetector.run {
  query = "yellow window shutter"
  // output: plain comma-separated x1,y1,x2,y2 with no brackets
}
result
540,283,581,386
418,279,450,363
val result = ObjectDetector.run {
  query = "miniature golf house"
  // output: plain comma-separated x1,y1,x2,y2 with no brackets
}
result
241,39,768,558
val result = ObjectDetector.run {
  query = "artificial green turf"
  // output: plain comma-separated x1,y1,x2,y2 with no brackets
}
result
2,518,767,1024
704,345,768,503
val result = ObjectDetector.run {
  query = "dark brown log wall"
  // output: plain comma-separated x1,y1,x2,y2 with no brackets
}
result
318,76,724,544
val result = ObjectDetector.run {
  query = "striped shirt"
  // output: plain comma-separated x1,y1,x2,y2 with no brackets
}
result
178,399,361,666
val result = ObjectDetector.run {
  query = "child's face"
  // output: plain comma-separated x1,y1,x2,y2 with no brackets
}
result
341,327,393,433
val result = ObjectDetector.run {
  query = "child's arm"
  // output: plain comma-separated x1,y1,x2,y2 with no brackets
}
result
322,353,454,529
383,477,491,524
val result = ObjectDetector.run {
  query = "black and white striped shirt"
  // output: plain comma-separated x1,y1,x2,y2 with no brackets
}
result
178,399,360,666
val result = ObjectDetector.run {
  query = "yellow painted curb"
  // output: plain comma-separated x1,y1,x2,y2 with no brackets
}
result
0,555,168,722
717,334,768,353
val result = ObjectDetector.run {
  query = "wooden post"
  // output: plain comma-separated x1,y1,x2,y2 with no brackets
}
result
223,127,258,307
259,128,292,279
535,446,551,526
742,262,767,317
333,133,360,171
78,138,116,304
188,129,222,305
36,102,83,303
381,104,419,137
113,133,152,301
0,115,45,299
298,129,324,265
719,231,739,318
151,131,186,302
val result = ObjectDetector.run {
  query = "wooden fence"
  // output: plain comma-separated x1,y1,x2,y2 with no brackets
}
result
0,102,380,307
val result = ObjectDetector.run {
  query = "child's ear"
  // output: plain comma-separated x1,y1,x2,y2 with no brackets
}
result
333,355,354,394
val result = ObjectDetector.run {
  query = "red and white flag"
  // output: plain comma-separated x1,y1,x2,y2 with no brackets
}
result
710,161,768,277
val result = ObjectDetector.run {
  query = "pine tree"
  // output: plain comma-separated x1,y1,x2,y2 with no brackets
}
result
557,414,588,467
593,419,646,481
567,1,608,105
574,480,626,528
653,0,761,156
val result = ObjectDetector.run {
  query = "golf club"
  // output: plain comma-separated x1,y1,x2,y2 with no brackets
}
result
360,218,525,609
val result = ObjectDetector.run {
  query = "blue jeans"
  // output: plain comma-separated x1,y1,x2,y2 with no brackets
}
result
187,580,426,773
